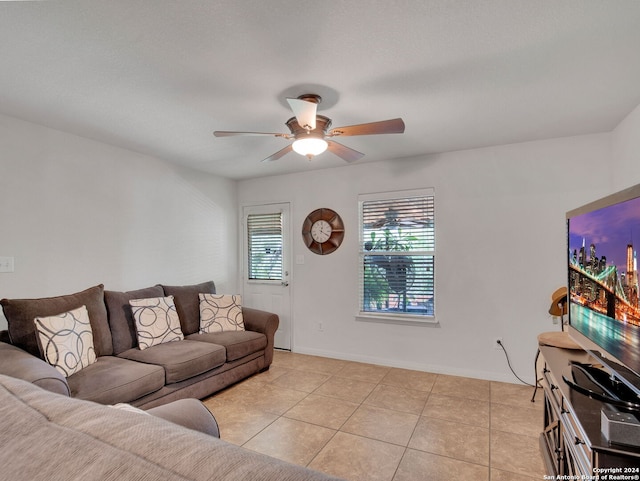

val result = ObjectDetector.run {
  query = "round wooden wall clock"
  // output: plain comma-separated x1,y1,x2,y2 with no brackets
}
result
302,208,345,255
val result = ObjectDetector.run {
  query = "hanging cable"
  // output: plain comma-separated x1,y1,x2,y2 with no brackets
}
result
497,340,535,387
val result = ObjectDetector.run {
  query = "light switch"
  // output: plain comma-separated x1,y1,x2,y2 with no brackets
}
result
296,254,305,265
0,257,15,273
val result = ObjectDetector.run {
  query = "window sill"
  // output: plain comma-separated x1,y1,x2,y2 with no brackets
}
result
355,312,439,327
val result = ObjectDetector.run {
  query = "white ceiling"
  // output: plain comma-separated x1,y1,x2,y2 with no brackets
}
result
2,1,640,180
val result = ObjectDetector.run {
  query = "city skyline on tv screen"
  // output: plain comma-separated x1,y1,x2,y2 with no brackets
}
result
569,196,640,279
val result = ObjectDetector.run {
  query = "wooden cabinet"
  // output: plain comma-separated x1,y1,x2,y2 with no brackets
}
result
539,346,640,474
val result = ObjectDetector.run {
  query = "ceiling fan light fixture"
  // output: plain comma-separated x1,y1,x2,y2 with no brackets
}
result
214,92,404,163
292,137,328,159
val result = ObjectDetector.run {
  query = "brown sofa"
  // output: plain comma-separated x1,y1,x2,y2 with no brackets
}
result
0,281,279,408
0,374,343,481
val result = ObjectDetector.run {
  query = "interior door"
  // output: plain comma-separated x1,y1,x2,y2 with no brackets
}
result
242,203,291,350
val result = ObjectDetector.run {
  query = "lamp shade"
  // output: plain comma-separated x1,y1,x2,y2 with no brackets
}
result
292,137,328,157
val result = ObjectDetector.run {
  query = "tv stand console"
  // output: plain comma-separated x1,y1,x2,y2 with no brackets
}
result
539,346,640,475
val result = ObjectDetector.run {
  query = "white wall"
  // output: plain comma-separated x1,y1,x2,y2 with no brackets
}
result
238,133,612,383
612,103,640,190
4,101,638,384
0,114,238,330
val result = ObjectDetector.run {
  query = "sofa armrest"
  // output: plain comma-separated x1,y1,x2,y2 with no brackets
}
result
242,307,279,368
0,329,10,343
147,398,220,437
0,342,70,396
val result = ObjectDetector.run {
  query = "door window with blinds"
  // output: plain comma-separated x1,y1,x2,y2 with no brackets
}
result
247,212,283,281
359,189,435,322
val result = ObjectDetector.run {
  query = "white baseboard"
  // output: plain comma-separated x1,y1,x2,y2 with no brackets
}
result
290,345,529,385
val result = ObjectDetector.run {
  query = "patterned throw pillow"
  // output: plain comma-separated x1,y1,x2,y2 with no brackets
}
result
129,296,184,350
199,294,245,333
34,305,97,377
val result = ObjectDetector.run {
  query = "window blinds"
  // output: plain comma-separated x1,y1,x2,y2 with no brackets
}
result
247,213,283,281
360,191,435,317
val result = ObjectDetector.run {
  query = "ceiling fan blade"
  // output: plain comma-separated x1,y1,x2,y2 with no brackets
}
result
327,140,365,163
328,118,405,137
213,130,291,138
261,144,293,163
286,98,317,131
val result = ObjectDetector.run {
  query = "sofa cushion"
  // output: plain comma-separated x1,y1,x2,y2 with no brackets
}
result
34,305,97,377
104,285,165,354
0,374,344,481
67,355,165,405
186,330,267,362
0,284,112,358
118,340,226,384
129,296,184,350
162,281,216,336
199,293,245,333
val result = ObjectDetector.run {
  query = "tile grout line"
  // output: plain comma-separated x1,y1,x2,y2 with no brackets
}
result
303,368,367,470
388,379,436,481
218,353,544,480
283,362,413,477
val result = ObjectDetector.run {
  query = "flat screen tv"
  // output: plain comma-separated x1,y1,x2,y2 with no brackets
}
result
567,183,640,405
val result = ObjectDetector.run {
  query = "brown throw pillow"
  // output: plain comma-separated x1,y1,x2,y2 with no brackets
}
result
1,284,111,358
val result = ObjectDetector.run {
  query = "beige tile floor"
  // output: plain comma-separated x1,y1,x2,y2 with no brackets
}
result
203,351,546,481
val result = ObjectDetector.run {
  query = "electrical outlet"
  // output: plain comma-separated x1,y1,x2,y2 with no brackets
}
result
494,337,504,350
0,257,14,273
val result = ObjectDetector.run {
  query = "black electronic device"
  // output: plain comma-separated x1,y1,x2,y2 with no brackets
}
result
562,361,640,412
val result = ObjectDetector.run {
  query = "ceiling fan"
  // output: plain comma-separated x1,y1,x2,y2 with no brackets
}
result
213,94,405,163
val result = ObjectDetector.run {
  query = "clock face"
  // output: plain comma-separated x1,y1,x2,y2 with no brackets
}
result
302,208,345,255
311,220,332,243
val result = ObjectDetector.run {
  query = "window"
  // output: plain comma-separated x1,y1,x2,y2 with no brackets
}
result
359,189,435,322
247,212,283,281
